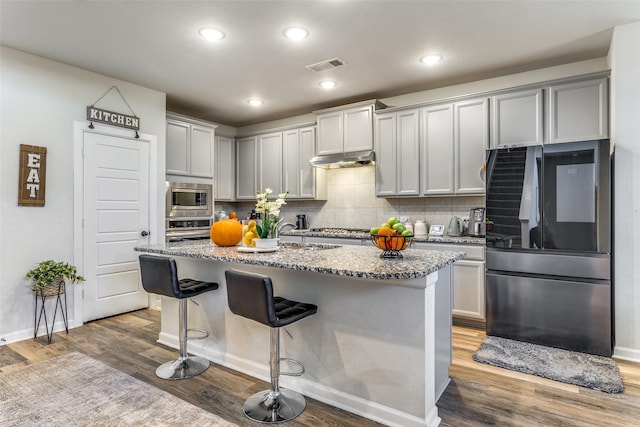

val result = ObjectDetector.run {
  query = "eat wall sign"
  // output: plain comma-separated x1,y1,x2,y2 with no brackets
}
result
18,144,47,206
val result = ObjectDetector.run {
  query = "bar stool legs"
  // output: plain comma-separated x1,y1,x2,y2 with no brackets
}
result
156,298,210,380
243,327,307,423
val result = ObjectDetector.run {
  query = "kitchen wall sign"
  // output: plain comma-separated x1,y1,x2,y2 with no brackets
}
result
18,144,47,206
86,106,139,130
86,85,140,136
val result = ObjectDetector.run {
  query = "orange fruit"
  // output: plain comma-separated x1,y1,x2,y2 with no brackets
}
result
229,211,237,219
377,226,395,236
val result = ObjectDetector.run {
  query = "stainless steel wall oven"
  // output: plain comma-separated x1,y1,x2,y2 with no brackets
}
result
485,140,613,356
165,182,212,242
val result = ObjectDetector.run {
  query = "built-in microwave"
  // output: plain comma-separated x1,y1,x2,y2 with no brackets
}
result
166,181,212,218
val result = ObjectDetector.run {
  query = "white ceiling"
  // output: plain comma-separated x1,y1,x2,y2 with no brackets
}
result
1,0,639,127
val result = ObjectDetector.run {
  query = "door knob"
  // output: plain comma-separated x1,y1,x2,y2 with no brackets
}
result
141,231,150,237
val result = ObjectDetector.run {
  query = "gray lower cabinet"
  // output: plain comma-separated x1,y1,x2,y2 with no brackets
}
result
548,77,609,143
491,88,544,148
214,135,235,201
235,136,258,200
414,242,486,321
375,109,420,196
421,98,487,196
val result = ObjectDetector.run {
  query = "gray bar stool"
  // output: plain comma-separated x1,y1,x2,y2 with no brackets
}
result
225,269,318,423
139,254,219,380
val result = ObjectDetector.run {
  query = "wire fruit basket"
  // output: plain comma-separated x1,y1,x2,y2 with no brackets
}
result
371,234,412,258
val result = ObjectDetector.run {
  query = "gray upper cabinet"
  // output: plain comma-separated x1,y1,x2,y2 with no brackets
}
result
491,88,543,148
421,104,455,195
257,132,283,195
375,109,420,197
420,98,487,196
455,98,488,194
315,100,383,155
548,77,609,144
214,135,235,201
166,116,216,178
235,136,257,200
284,126,319,199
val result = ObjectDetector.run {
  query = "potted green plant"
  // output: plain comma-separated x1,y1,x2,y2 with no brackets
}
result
26,260,85,297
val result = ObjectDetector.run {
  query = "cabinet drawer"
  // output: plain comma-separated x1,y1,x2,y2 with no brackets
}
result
412,242,484,260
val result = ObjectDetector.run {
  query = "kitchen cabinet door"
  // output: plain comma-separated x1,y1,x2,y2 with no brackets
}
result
548,77,609,144
413,241,486,322
421,104,454,195
258,132,283,195
396,109,420,196
316,111,343,155
343,104,374,152
299,127,317,199
283,129,301,197
455,98,488,194
284,126,321,199
235,136,257,200
452,260,486,321
214,135,235,200
190,125,214,177
491,88,543,148
166,116,215,178
166,119,190,175
375,113,397,196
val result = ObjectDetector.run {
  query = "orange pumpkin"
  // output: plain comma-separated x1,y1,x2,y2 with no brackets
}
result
210,219,242,246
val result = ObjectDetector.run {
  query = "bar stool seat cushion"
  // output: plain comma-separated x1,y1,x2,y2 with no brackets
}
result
225,269,317,328
139,254,218,299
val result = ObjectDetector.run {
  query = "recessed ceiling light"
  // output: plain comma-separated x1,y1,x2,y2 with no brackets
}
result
247,99,264,107
420,54,443,65
319,80,337,89
199,27,225,41
283,27,309,40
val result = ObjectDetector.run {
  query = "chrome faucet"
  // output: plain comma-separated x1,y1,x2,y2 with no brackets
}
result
276,222,296,238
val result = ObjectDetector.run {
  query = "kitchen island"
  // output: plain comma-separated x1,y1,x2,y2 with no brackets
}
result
134,241,464,427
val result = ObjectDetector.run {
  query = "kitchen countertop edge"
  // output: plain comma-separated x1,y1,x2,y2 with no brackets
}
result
135,241,465,281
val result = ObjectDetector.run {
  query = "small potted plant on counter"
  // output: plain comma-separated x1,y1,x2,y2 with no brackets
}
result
26,260,85,297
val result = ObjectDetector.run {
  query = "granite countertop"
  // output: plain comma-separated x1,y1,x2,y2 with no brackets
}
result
281,229,486,246
135,241,464,281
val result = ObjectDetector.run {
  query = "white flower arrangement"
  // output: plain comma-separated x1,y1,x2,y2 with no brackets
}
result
254,188,288,238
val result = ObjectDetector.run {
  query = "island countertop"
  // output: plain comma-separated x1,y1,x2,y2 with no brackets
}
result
134,240,464,281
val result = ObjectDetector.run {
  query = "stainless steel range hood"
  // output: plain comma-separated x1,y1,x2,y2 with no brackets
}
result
309,150,375,169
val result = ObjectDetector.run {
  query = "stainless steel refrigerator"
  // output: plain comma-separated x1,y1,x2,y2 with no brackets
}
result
485,139,613,357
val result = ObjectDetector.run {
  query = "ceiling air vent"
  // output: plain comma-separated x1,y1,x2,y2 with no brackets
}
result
306,58,346,73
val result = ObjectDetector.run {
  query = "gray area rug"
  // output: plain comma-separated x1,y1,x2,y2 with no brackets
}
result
0,352,238,426
473,336,624,393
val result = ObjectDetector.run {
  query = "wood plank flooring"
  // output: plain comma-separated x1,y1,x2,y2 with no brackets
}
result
1,309,639,426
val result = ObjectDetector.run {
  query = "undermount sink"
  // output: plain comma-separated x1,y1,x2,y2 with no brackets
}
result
279,242,341,251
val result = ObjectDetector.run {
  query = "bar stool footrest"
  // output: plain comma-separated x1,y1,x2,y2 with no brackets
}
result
186,328,209,340
279,357,305,376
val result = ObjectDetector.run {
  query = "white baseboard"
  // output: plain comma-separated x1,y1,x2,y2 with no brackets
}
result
1,319,78,346
158,332,440,427
614,345,640,363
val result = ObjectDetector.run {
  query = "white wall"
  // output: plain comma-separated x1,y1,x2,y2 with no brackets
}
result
609,22,640,361
0,47,166,343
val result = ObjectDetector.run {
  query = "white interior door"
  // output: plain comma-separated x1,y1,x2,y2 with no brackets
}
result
83,132,150,321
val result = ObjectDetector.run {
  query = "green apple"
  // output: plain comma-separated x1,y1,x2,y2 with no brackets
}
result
370,226,380,235
387,216,399,226
401,229,414,237
392,223,405,234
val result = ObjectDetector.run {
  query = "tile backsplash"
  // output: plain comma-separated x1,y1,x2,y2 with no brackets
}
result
218,165,485,229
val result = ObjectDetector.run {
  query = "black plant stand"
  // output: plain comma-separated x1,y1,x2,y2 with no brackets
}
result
34,280,69,344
